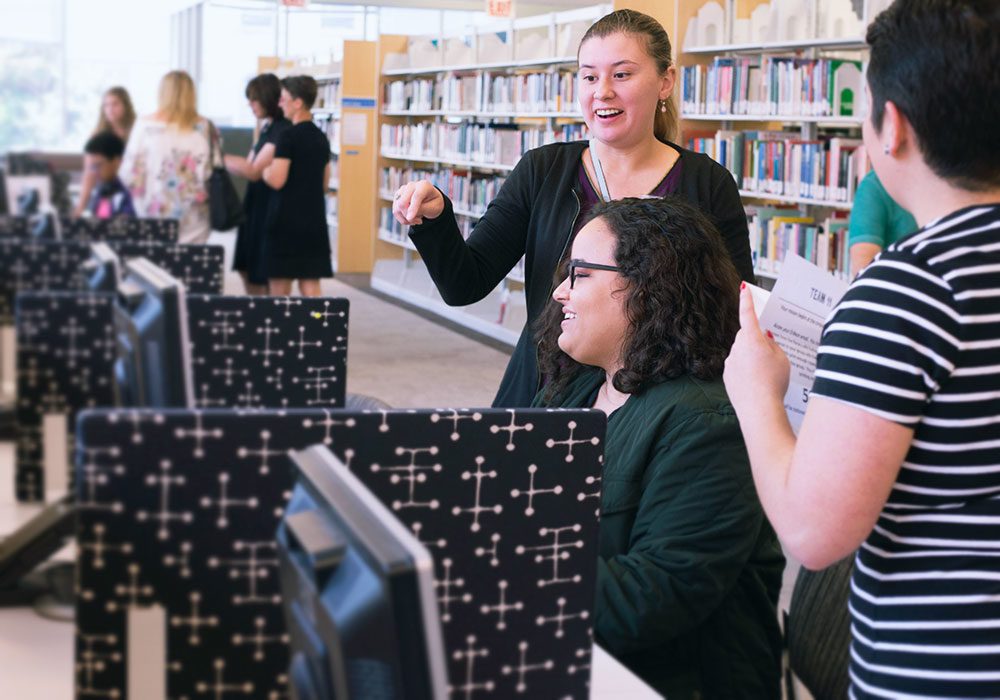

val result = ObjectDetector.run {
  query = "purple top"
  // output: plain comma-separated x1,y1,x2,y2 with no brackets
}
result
573,156,683,236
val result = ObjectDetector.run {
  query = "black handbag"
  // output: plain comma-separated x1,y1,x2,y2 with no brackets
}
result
207,121,245,231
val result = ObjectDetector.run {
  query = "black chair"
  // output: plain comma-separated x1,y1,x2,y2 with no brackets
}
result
785,554,855,700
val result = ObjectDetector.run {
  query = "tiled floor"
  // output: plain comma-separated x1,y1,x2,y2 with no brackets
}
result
0,235,804,698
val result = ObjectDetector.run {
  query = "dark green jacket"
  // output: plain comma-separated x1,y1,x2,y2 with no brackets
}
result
537,368,784,698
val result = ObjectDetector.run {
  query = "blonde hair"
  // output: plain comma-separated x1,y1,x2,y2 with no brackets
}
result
580,9,679,144
94,86,136,138
157,70,200,130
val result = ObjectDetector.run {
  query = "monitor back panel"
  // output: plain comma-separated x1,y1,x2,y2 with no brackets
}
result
76,408,604,700
60,217,179,243
0,216,179,243
14,295,349,501
0,238,224,324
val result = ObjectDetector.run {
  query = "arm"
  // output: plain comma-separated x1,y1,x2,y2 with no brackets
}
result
226,143,277,182
74,155,97,217
724,259,959,569
595,411,768,655
404,152,534,306
849,242,883,278
847,173,889,276
708,165,755,282
263,157,289,190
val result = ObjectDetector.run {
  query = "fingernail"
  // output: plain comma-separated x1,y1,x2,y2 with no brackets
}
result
766,330,774,339
740,281,746,290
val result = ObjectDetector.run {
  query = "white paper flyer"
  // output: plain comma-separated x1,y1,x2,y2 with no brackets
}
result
751,254,850,432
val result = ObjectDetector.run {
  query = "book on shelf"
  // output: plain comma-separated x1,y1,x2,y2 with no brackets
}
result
681,55,864,118
687,129,868,202
380,122,590,166
747,205,851,279
380,165,504,216
383,70,580,114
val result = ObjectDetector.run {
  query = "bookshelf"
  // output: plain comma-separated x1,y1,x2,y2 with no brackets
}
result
370,5,612,347
314,71,342,272
677,0,894,282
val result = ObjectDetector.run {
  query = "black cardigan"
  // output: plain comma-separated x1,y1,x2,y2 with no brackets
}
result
409,140,753,407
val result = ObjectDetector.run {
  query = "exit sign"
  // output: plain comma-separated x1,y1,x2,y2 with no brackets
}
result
487,0,514,18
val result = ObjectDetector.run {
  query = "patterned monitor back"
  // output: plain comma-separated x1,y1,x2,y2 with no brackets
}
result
0,215,179,243
0,238,223,324
76,408,605,700
14,295,349,501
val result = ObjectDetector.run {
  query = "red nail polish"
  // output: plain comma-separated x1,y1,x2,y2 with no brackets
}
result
740,281,746,290
766,330,774,339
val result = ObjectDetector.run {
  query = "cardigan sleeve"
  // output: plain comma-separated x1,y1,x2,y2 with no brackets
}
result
408,152,536,306
594,409,765,656
708,162,755,282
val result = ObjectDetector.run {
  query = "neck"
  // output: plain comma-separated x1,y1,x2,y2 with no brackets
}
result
906,178,1000,228
291,110,311,125
592,133,667,173
601,368,629,405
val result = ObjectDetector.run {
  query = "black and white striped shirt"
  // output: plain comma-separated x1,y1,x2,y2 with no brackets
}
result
811,204,1000,699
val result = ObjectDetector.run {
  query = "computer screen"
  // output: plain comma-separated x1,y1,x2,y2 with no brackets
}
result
278,445,448,700
112,257,195,408
84,243,121,292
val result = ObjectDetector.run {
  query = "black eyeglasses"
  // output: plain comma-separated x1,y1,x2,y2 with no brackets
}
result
568,260,621,289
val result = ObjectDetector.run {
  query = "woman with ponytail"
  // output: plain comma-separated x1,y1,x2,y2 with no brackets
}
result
393,9,752,408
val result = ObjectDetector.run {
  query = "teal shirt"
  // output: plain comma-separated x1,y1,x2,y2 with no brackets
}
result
536,368,784,698
848,171,918,248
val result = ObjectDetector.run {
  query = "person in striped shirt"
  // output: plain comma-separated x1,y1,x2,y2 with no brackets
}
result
723,0,1000,697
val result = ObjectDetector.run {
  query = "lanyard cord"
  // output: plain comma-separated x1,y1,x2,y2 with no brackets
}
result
589,138,612,202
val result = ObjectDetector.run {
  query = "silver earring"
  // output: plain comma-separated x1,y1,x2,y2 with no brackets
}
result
659,100,667,113
883,144,890,155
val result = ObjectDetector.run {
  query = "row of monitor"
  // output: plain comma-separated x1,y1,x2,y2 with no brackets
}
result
82,247,450,699
85,244,195,409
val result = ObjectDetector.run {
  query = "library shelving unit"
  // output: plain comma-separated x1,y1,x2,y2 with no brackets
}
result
677,0,894,282
370,4,611,347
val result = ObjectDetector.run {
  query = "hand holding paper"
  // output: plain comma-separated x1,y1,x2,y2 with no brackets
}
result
725,254,849,432
724,285,791,418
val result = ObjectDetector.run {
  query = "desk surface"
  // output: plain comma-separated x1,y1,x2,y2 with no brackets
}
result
591,644,663,699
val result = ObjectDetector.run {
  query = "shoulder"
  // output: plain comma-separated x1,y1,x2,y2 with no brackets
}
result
672,141,728,179
630,376,738,438
522,140,587,173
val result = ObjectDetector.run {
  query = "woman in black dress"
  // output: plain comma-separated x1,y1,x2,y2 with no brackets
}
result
262,75,332,297
225,73,290,295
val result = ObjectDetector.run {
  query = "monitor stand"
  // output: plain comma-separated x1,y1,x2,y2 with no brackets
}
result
0,496,76,613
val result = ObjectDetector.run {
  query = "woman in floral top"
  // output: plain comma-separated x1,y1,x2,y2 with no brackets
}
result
119,70,213,244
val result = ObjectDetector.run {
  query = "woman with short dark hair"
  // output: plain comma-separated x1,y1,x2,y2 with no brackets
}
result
262,75,332,297
535,196,784,698
224,73,290,295
725,1,1000,696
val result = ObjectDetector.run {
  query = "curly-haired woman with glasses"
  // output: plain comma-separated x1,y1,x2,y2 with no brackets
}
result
534,196,784,698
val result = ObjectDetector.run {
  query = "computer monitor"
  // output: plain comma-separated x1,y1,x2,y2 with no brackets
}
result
84,242,121,292
278,445,448,700
112,257,194,408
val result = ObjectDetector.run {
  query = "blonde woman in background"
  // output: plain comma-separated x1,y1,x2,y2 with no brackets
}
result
74,86,136,216
119,70,213,243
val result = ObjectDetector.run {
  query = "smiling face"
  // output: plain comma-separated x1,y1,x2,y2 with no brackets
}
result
577,32,673,149
552,217,630,372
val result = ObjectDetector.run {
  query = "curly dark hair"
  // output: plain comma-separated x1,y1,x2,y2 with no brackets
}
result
535,196,741,403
